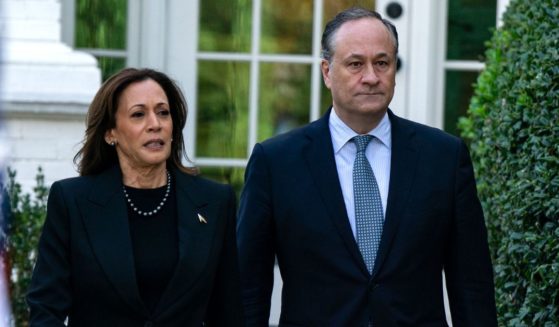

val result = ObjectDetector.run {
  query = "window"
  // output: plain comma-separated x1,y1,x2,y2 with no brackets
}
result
443,0,497,135
63,0,128,81
195,0,376,194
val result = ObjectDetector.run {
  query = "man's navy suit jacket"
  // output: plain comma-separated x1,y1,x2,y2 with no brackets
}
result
237,109,497,326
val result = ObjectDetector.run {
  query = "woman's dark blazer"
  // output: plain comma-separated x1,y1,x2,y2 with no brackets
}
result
27,165,243,326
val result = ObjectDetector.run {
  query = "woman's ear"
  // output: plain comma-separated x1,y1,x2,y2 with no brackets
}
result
105,130,115,146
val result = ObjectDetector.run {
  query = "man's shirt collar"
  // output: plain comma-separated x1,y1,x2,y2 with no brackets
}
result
329,108,392,154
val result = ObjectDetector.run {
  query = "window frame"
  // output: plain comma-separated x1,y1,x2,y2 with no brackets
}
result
434,0,510,132
193,0,326,168
60,0,130,72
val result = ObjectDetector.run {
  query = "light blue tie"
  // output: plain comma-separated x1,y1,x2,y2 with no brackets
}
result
353,135,384,274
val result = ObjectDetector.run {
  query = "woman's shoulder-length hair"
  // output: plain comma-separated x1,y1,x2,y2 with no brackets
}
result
74,67,198,176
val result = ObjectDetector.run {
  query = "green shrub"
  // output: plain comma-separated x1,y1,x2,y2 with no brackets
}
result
3,168,48,326
459,0,559,325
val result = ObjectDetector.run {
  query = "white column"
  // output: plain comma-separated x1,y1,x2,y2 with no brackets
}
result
407,0,447,128
0,0,101,192
0,0,100,105
376,0,411,119
165,0,199,162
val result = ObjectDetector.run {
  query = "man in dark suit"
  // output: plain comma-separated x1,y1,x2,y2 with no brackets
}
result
237,7,497,326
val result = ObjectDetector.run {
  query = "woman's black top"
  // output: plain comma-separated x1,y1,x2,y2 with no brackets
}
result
124,179,178,313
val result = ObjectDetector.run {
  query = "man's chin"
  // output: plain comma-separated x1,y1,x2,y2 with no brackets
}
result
355,105,388,116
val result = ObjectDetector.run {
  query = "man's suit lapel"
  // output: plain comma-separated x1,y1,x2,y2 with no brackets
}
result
372,110,419,277
155,170,218,314
78,165,148,314
304,109,369,275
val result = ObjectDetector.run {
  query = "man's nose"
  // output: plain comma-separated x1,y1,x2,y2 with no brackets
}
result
361,64,380,84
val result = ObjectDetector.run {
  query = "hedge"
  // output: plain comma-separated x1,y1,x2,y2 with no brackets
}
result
2,168,48,326
458,0,558,325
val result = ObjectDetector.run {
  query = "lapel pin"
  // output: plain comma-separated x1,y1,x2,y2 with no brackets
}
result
197,213,207,224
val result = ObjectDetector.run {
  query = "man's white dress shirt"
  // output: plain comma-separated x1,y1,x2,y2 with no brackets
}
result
328,108,392,238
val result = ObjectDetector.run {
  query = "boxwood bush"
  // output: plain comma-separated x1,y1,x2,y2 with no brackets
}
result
458,0,558,325
2,168,48,326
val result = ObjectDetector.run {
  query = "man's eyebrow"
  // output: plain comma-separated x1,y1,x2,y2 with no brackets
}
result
344,53,365,61
343,52,392,61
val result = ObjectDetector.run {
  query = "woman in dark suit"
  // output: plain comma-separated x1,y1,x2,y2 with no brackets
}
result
27,68,243,326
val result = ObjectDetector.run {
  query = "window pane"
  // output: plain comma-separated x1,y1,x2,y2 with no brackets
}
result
196,61,250,158
96,57,126,81
199,167,246,199
444,71,479,136
324,0,375,25
260,1,313,54
447,0,496,60
258,63,311,141
199,0,252,52
75,0,127,50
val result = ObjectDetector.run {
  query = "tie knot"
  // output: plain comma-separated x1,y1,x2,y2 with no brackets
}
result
353,135,373,153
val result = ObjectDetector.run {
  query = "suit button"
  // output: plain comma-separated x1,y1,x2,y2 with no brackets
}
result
144,321,154,327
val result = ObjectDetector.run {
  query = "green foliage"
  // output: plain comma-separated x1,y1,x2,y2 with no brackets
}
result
3,168,48,326
458,0,559,325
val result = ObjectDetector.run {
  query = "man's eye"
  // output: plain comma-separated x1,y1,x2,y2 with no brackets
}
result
349,62,362,68
375,61,391,71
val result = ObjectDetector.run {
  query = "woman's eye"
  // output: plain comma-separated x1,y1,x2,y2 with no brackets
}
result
131,111,144,118
159,109,171,116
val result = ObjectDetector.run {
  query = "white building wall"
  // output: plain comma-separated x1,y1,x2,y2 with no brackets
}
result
5,115,85,190
0,0,100,193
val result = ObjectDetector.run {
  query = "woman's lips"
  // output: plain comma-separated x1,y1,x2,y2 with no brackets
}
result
144,139,165,149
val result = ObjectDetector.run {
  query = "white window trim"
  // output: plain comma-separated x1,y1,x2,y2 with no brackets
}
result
434,0,450,130
195,158,248,168
443,60,485,71
310,0,325,122
165,0,199,163
60,0,75,47
497,0,511,27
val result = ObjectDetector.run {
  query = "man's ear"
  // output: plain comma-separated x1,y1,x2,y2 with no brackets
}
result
321,59,332,89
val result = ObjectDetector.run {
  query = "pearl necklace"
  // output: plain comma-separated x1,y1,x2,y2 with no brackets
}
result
123,171,171,216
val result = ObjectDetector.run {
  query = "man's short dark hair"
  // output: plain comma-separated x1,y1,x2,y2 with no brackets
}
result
321,7,399,62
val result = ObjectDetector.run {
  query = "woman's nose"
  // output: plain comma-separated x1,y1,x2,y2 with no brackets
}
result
147,112,161,131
